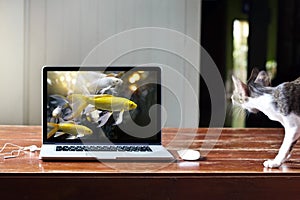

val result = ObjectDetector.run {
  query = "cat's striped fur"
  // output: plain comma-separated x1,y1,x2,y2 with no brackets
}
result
232,68,300,168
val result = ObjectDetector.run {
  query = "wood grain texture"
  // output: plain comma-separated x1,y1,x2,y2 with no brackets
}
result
2,126,300,199
1,125,300,173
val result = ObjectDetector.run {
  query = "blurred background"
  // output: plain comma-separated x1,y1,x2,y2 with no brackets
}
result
1,0,300,128
200,0,300,128
0,0,200,127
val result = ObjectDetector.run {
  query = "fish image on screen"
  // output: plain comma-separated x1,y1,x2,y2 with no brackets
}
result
45,67,160,144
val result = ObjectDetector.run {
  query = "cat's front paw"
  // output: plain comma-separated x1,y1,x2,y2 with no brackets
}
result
263,159,282,168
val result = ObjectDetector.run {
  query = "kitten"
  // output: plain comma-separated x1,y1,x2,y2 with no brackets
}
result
231,68,300,168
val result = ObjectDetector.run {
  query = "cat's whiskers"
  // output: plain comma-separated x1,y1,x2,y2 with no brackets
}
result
226,103,234,115
231,104,245,118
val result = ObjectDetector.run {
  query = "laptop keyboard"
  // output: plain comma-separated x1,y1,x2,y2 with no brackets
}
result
56,145,152,152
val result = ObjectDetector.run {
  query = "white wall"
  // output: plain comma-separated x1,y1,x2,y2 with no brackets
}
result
0,0,25,124
0,0,201,127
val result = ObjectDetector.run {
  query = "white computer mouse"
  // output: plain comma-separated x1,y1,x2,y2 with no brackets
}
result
177,149,201,161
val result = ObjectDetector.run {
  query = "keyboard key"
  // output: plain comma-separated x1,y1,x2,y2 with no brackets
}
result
69,146,76,151
62,146,69,151
56,146,63,151
75,146,83,151
55,145,152,152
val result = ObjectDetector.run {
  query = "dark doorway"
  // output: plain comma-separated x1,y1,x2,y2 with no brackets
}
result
200,0,226,127
200,0,300,128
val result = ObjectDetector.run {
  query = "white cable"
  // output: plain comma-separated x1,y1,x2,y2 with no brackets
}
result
0,143,23,153
0,143,40,159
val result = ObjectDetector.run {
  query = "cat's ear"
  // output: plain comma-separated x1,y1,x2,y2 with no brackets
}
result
232,75,249,96
248,68,259,83
254,71,271,86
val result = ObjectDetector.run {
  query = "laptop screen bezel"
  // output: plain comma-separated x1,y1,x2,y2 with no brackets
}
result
42,66,162,145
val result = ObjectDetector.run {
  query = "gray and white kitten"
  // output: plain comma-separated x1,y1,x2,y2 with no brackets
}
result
231,68,300,168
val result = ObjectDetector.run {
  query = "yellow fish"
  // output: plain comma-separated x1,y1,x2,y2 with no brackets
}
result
67,94,137,126
47,122,93,139
69,94,137,111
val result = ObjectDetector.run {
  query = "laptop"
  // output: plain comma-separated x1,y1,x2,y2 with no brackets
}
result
39,66,175,161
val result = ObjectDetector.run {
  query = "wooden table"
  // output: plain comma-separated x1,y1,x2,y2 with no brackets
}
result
1,126,300,199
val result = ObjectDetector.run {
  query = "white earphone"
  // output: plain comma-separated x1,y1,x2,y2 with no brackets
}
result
23,145,39,152
0,143,40,159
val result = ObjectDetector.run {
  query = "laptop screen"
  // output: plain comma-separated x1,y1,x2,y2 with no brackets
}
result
43,66,161,145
